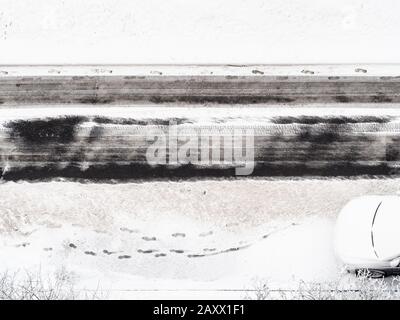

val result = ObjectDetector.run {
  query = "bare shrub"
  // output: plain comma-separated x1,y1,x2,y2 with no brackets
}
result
247,271,400,300
0,269,105,300
244,279,272,300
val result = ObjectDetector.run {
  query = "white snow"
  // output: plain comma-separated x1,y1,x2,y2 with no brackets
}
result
0,0,400,64
2,105,400,124
1,65,400,77
0,178,399,298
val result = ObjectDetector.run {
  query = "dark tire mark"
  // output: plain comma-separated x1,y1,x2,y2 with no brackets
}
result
2,161,399,181
92,116,191,126
2,74,400,106
149,95,295,104
335,95,351,103
372,94,393,103
380,76,400,80
87,126,104,143
270,115,391,125
6,116,87,145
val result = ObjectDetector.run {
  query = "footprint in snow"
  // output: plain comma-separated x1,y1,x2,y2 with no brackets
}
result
170,249,185,254
120,227,139,234
16,242,30,248
142,236,157,241
138,249,158,254
199,231,213,237
155,253,167,257
118,255,131,259
171,233,186,238
103,249,116,255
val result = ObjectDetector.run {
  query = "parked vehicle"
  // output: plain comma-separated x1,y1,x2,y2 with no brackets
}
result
335,195,400,278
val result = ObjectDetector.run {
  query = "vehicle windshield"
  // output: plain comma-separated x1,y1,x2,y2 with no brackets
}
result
372,197,400,260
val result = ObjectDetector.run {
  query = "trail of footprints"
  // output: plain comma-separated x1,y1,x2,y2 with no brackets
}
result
64,229,224,260
18,224,285,260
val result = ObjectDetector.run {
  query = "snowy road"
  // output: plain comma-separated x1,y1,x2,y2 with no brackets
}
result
0,178,399,298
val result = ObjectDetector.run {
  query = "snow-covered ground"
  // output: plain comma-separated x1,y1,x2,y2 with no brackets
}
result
0,177,399,299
